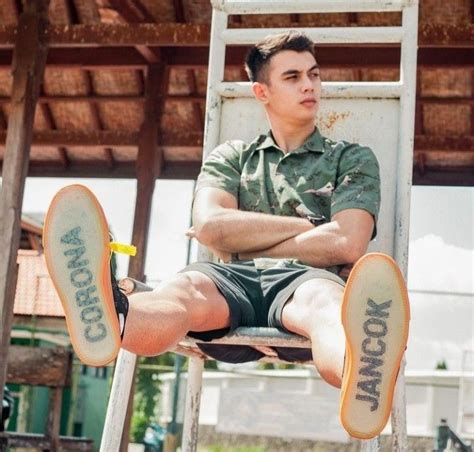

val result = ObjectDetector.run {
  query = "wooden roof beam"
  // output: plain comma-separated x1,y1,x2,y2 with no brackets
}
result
84,71,115,169
173,0,186,23
187,70,204,130
0,131,471,152
0,23,209,48
3,94,472,107
9,160,474,186
108,0,160,63
38,102,69,168
0,23,471,48
0,94,204,104
0,47,472,70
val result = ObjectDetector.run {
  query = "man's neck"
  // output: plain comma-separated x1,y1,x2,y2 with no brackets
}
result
269,119,316,153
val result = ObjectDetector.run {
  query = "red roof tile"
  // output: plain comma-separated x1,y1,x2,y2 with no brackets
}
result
14,250,65,318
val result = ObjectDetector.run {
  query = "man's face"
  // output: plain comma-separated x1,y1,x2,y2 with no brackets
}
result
255,50,321,124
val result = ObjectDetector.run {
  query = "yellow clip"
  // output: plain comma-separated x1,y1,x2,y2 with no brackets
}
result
110,242,137,256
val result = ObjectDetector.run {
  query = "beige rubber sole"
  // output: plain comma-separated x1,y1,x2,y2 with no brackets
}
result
43,184,121,367
339,253,410,439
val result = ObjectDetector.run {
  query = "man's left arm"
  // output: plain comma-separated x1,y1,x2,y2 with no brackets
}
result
241,144,381,267
239,208,374,267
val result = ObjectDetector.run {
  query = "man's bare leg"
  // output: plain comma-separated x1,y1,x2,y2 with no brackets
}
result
281,279,345,388
122,271,230,356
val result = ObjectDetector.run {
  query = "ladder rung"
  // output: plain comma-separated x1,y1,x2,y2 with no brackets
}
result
221,27,403,45
211,0,413,14
184,327,311,348
218,81,403,99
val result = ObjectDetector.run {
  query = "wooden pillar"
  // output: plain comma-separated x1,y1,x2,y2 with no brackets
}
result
128,63,169,280
119,62,171,451
0,0,49,404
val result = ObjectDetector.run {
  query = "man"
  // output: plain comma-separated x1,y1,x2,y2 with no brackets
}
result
43,31,410,439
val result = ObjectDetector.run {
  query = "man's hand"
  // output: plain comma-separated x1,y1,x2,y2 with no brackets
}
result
192,187,313,253
185,226,196,239
238,209,374,268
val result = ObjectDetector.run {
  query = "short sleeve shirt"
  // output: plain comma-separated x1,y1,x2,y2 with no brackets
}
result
195,128,381,269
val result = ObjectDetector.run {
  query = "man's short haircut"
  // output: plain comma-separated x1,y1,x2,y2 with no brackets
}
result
245,30,316,83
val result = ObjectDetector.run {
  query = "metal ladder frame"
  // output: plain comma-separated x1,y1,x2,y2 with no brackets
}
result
100,1,419,451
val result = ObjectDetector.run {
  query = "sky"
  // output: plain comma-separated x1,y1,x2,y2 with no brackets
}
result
12,178,474,372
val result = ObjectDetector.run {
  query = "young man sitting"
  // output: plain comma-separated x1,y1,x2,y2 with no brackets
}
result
43,31,410,439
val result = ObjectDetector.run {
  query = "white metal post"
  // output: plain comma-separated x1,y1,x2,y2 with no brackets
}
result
100,349,137,452
202,8,228,160
361,436,381,452
181,356,205,452
391,2,419,451
197,6,228,265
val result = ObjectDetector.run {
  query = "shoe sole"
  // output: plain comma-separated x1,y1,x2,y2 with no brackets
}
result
339,253,410,439
43,184,121,367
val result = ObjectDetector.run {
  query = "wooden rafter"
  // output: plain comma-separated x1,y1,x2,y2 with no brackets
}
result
0,46,471,70
187,70,204,130
0,23,471,48
0,94,206,103
0,131,471,153
1,95,472,109
38,102,69,168
0,108,7,129
108,0,160,63
84,71,115,169
6,160,473,186
172,0,185,23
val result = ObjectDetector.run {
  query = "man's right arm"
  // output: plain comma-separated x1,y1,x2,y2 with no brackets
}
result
192,187,313,253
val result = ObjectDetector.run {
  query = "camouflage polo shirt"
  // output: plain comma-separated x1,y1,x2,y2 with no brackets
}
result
195,128,380,268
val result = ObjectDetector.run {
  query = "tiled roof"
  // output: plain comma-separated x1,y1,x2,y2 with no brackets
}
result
14,250,65,318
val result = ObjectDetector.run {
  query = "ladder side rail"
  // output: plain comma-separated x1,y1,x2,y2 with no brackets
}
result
457,349,474,437
100,350,138,452
394,0,419,274
221,26,403,45
361,436,381,452
181,327,311,348
202,8,228,162
181,356,205,452
391,2,419,452
197,7,228,264
211,0,411,14
183,8,228,452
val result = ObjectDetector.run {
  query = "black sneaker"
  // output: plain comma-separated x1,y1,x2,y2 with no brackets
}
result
110,270,129,340
43,184,128,367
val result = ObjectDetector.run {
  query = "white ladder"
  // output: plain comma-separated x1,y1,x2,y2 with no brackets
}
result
100,1,419,451
457,349,474,440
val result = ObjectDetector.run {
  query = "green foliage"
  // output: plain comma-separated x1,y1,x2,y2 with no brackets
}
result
201,446,266,452
130,353,175,443
257,362,296,370
436,359,448,370
204,360,218,370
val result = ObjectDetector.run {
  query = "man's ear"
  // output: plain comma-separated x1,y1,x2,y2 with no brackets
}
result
251,81,269,104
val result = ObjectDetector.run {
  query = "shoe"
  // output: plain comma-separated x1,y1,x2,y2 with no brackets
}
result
43,184,128,367
339,253,410,439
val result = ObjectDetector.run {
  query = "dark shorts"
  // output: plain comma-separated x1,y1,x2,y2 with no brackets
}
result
179,259,345,364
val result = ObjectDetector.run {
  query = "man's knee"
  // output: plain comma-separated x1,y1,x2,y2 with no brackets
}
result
291,278,344,312
154,271,229,330
282,278,344,335
154,271,213,305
